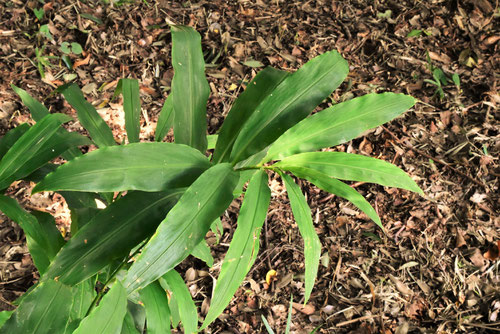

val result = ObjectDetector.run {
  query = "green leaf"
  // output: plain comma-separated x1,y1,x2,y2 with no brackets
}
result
280,173,321,303
44,189,184,285
0,280,73,334
274,152,422,194
123,163,238,293
154,94,173,142
11,85,83,161
261,314,275,334
0,123,30,161
406,29,422,37
33,142,211,193
0,311,12,328
71,42,83,55
264,93,415,162
213,67,289,163
121,311,140,334
289,167,382,229
171,25,210,152
206,134,218,150
139,281,171,334
202,170,270,329
191,240,214,267
12,131,90,183
73,281,127,334
60,42,71,54
119,79,141,143
230,50,348,164
0,195,64,274
163,270,197,334
452,73,460,89
59,83,116,147
0,113,72,190
61,191,100,235
69,279,97,321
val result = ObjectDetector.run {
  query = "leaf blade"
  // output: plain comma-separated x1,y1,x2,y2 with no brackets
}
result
213,67,289,163
275,152,422,194
0,113,72,190
265,93,415,161
154,94,173,142
280,173,321,303
44,189,184,285
288,167,382,229
139,281,171,334
163,270,198,334
0,280,73,334
73,281,127,334
230,50,348,164
120,79,142,143
59,83,116,147
201,170,270,329
33,142,211,193
171,25,209,152
123,163,238,293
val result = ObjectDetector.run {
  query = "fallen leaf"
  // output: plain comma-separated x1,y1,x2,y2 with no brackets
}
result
389,274,413,295
292,302,315,315
73,54,91,69
483,241,500,261
470,248,485,267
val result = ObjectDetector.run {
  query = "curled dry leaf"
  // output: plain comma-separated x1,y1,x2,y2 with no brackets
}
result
483,241,500,261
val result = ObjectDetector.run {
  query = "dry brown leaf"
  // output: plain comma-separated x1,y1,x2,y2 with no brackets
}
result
292,302,315,315
470,248,486,267
483,241,500,261
389,274,413,295
73,54,91,69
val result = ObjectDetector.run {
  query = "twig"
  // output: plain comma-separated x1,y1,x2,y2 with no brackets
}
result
382,126,488,190
336,314,378,327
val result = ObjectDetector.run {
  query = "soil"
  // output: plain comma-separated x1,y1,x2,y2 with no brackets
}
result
0,0,499,333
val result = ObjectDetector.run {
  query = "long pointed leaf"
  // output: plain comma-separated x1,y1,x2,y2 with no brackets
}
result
202,170,270,329
155,94,173,142
171,25,209,152
44,189,184,285
0,195,64,273
121,311,140,334
123,163,238,293
280,173,321,303
230,50,348,164
59,83,116,147
13,131,90,182
139,281,171,334
73,281,127,334
12,85,83,161
264,93,415,162
0,113,71,190
213,67,289,163
163,270,197,334
120,79,141,143
275,152,422,194
288,167,382,229
33,142,211,193
0,280,73,334
0,124,30,161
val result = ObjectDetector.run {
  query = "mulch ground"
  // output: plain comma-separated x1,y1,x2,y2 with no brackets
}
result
0,0,499,333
